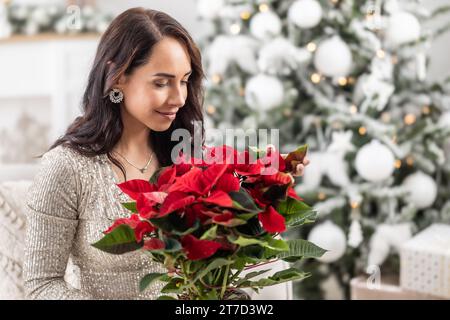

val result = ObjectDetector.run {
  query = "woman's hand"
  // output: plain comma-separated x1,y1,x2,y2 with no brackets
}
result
281,154,310,177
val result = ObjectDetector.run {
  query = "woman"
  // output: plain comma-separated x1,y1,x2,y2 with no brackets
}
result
23,7,309,300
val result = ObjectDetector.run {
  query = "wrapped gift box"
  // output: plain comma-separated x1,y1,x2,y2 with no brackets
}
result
400,223,450,299
351,275,442,300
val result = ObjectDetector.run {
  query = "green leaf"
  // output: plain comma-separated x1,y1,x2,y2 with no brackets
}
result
162,238,182,252
149,166,168,184
234,269,272,286
193,258,235,283
285,209,317,228
265,238,289,252
139,272,167,292
235,217,264,236
200,225,218,240
277,197,311,215
203,290,219,300
262,183,289,203
238,268,310,288
150,214,199,235
230,189,262,213
91,224,142,254
213,217,247,227
235,212,258,221
170,219,200,236
157,295,177,300
228,235,267,247
237,245,266,263
161,278,188,294
277,198,317,227
265,239,326,261
121,202,137,213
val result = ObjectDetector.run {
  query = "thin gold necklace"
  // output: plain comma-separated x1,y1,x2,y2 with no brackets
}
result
113,150,155,174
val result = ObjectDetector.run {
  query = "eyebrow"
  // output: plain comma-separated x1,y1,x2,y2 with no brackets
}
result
152,70,192,78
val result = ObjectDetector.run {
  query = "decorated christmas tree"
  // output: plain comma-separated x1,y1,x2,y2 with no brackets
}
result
196,0,450,299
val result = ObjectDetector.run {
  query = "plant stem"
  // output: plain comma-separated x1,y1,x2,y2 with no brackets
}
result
230,268,243,284
243,259,279,270
220,262,231,299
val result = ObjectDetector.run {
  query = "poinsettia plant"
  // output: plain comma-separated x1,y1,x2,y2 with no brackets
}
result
92,144,325,300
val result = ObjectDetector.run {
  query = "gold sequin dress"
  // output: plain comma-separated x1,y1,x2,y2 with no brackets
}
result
23,145,165,300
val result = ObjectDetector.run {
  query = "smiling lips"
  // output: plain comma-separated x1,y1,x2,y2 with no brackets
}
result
156,110,177,120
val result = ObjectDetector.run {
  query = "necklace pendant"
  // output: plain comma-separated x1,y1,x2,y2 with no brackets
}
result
140,168,147,174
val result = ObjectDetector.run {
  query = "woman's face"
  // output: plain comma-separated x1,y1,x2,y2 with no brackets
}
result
117,36,192,132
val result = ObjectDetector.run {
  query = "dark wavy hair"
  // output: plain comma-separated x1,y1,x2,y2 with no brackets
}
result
49,7,205,180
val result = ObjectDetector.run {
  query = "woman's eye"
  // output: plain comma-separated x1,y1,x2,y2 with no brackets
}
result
181,80,189,86
155,82,168,88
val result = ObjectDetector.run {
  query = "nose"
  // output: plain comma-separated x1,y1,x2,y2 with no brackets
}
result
169,84,186,108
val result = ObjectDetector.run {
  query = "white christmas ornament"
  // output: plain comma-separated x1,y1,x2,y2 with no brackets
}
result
207,35,258,76
258,37,311,75
386,12,421,47
308,221,346,263
245,74,284,111
314,36,353,77
249,11,282,40
402,171,437,209
438,112,450,128
288,0,323,29
355,140,395,182
384,0,401,15
348,219,363,248
197,0,224,19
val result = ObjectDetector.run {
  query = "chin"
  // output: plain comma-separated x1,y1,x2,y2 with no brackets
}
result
149,123,173,132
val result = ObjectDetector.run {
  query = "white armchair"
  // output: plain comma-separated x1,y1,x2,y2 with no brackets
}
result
0,180,32,300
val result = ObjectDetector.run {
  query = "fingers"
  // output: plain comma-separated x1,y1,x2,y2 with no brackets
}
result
303,157,310,166
292,163,305,177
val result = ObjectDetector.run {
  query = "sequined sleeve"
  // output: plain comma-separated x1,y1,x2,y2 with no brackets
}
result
23,147,93,300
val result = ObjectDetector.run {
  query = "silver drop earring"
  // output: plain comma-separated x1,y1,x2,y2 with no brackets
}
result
109,88,124,103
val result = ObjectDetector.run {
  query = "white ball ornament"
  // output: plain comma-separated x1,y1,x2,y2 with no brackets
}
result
314,36,353,77
245,74,284,111
288,0,323,29
386,12,421,47
438,112,450,128
249,11,282,40
402,171,437,209
355,140,395,182
308,221,346,263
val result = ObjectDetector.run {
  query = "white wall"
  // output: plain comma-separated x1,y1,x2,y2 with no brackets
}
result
96,0,209,41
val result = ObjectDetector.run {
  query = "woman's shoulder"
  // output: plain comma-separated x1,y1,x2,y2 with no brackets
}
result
28,145,88,218
43,144,84,160
35,144,105,190
41,144,100,169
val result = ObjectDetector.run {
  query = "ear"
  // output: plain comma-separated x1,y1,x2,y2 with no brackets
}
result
116,73,129,89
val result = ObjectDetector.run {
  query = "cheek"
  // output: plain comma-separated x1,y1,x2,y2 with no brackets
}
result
125,84,165,112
